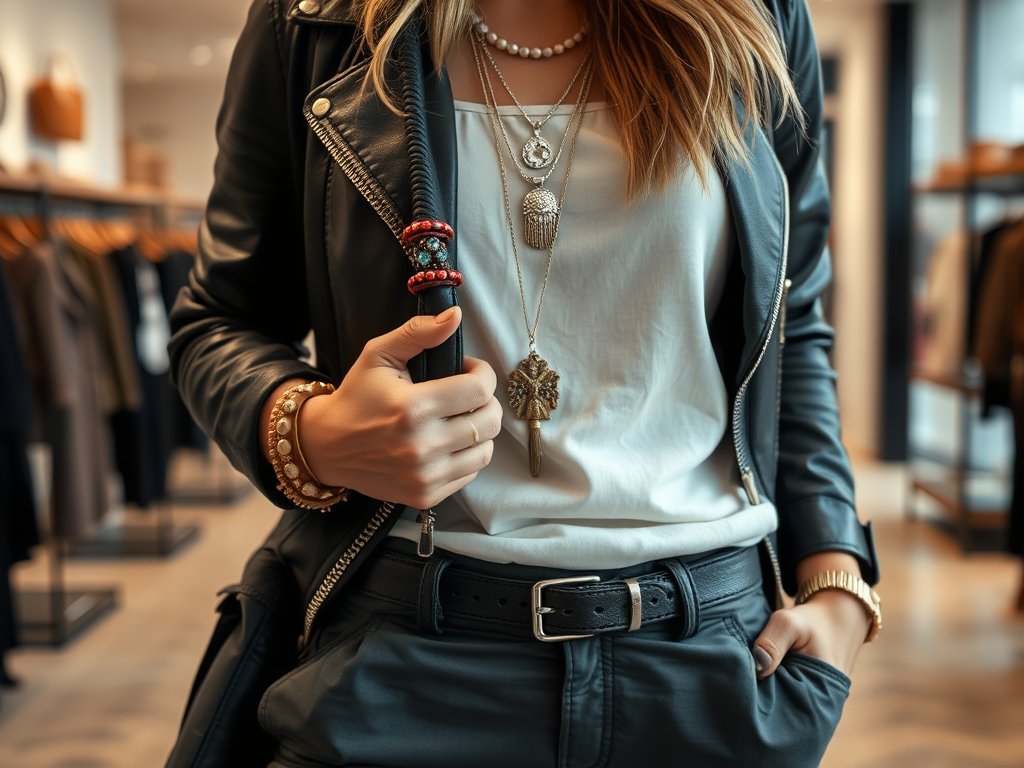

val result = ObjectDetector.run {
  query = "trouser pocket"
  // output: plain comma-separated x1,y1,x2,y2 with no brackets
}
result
607,588,850,768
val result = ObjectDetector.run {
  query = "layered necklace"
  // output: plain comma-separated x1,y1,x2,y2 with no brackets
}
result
471,28,593,477
475,24,589,250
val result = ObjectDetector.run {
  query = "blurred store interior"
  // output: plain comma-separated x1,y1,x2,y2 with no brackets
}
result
0,0,1023,765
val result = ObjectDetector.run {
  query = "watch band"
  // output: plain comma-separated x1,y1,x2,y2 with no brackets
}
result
795,570,882,643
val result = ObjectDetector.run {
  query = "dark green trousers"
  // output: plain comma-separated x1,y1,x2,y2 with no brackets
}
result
262,542,849,768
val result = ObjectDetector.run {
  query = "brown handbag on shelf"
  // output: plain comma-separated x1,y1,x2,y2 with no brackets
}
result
29,54,84,141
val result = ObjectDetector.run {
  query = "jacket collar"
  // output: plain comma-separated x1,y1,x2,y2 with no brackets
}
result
301,19,458,244
287,0,360,25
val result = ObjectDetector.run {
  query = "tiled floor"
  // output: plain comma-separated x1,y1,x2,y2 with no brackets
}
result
0,462,1022,767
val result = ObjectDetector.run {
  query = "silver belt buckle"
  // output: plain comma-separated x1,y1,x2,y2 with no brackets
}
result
531,575,600,642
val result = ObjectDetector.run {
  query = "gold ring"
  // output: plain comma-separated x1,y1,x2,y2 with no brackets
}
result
463,412,480,447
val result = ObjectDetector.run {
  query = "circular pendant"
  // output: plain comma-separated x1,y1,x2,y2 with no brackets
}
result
522,134,553,169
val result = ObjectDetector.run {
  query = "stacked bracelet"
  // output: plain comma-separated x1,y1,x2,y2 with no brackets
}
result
268,381,349,511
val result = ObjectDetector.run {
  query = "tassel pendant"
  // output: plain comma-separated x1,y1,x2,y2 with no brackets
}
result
524,185,559,250
528,420,543,478
508,351,560,477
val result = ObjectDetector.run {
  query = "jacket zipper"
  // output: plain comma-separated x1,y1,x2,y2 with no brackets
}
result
301,501,398,650
298,109,414,650
306,107,406,240
730,143,789,604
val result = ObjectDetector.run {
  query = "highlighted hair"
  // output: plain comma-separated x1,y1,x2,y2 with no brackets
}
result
360,0,802,200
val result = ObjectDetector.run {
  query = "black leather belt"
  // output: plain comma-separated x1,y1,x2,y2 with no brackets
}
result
355,546,763,641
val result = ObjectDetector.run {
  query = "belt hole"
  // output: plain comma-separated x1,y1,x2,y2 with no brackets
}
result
594,606,604,614
519,601,528,609
563,608,573,615
498,597,507,607
452,590,460,597
650,597,659,605
472,594,480,602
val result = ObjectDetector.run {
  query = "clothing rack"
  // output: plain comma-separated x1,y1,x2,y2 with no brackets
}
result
0,176,203,642
904,0,1024,552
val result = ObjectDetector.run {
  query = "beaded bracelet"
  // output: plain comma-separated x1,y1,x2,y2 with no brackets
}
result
268,381,349,511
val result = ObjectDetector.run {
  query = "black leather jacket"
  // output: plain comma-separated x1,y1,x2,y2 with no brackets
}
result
169,0,879,601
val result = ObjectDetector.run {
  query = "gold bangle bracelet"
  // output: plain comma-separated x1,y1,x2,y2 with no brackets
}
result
267,381,349,512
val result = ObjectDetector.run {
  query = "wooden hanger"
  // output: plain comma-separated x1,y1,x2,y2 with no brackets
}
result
0,216,42,251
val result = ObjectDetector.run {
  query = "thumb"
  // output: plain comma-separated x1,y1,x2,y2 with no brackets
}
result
365,306,462,371
751,610,804,679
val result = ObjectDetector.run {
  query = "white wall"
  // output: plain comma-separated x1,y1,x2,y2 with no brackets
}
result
0,0,122,185
808,0,887,459
122,79,224,201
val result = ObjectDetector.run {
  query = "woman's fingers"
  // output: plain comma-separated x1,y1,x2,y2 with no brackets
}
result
360,307,463,373
414,356,498,418
450,397,503,450
751,591,869,680
751,609,809,679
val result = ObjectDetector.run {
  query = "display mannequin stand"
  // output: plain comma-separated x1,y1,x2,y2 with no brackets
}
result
14,536,117,646
69,501,199,558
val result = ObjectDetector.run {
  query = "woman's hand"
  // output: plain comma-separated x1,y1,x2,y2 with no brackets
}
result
751,552,872,678
265,307,503,509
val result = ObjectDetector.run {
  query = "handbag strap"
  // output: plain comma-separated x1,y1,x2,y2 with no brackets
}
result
43,52,80,86
396,19,463,383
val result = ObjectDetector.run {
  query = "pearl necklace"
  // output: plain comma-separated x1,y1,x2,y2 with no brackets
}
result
473,19,585,60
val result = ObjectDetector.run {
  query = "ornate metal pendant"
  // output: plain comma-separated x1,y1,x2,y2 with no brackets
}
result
524,185,559,250
508,351,560,477
522,130,553,169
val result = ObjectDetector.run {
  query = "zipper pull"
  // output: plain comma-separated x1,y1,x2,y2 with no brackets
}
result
780,279,792,345
416,509,436,558
741,468,761,506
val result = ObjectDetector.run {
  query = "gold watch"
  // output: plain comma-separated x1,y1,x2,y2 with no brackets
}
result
795,570,882,643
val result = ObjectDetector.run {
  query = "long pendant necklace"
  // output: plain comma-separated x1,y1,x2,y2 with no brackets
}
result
472,33,593,477
474,29,589,249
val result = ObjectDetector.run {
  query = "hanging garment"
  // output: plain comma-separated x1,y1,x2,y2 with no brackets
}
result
2,241,113,540
108,246,174,508
971,221,1017,414
65,244,142,415
157,249,207,452
974,219,1024,555
0,262,41,654
919,229,969,379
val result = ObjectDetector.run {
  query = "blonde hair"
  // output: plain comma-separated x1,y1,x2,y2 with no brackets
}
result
360,0,801,201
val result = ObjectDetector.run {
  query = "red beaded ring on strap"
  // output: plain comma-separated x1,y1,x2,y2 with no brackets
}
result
408,269,463,295
401,220,454,246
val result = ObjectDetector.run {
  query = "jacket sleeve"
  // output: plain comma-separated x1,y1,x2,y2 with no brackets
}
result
168,0,318,507
770,0,879,590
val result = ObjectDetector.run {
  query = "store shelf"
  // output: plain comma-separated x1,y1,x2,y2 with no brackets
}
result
0,175,203,211
914,170,1024,196
910,368,984,394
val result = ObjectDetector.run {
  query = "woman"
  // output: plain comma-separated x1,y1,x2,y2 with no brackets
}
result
169,0,881,765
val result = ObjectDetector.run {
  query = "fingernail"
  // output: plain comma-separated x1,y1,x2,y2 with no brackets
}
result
435,307,458,324
752,645,773,673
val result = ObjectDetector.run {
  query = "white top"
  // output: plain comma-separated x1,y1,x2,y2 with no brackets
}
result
390,100,778,569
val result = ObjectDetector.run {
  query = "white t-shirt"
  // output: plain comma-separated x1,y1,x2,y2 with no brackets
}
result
390,100,777,569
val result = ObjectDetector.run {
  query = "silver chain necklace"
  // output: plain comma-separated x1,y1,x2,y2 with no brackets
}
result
472,32,593,477
478,36,589,172
474,30,591,249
